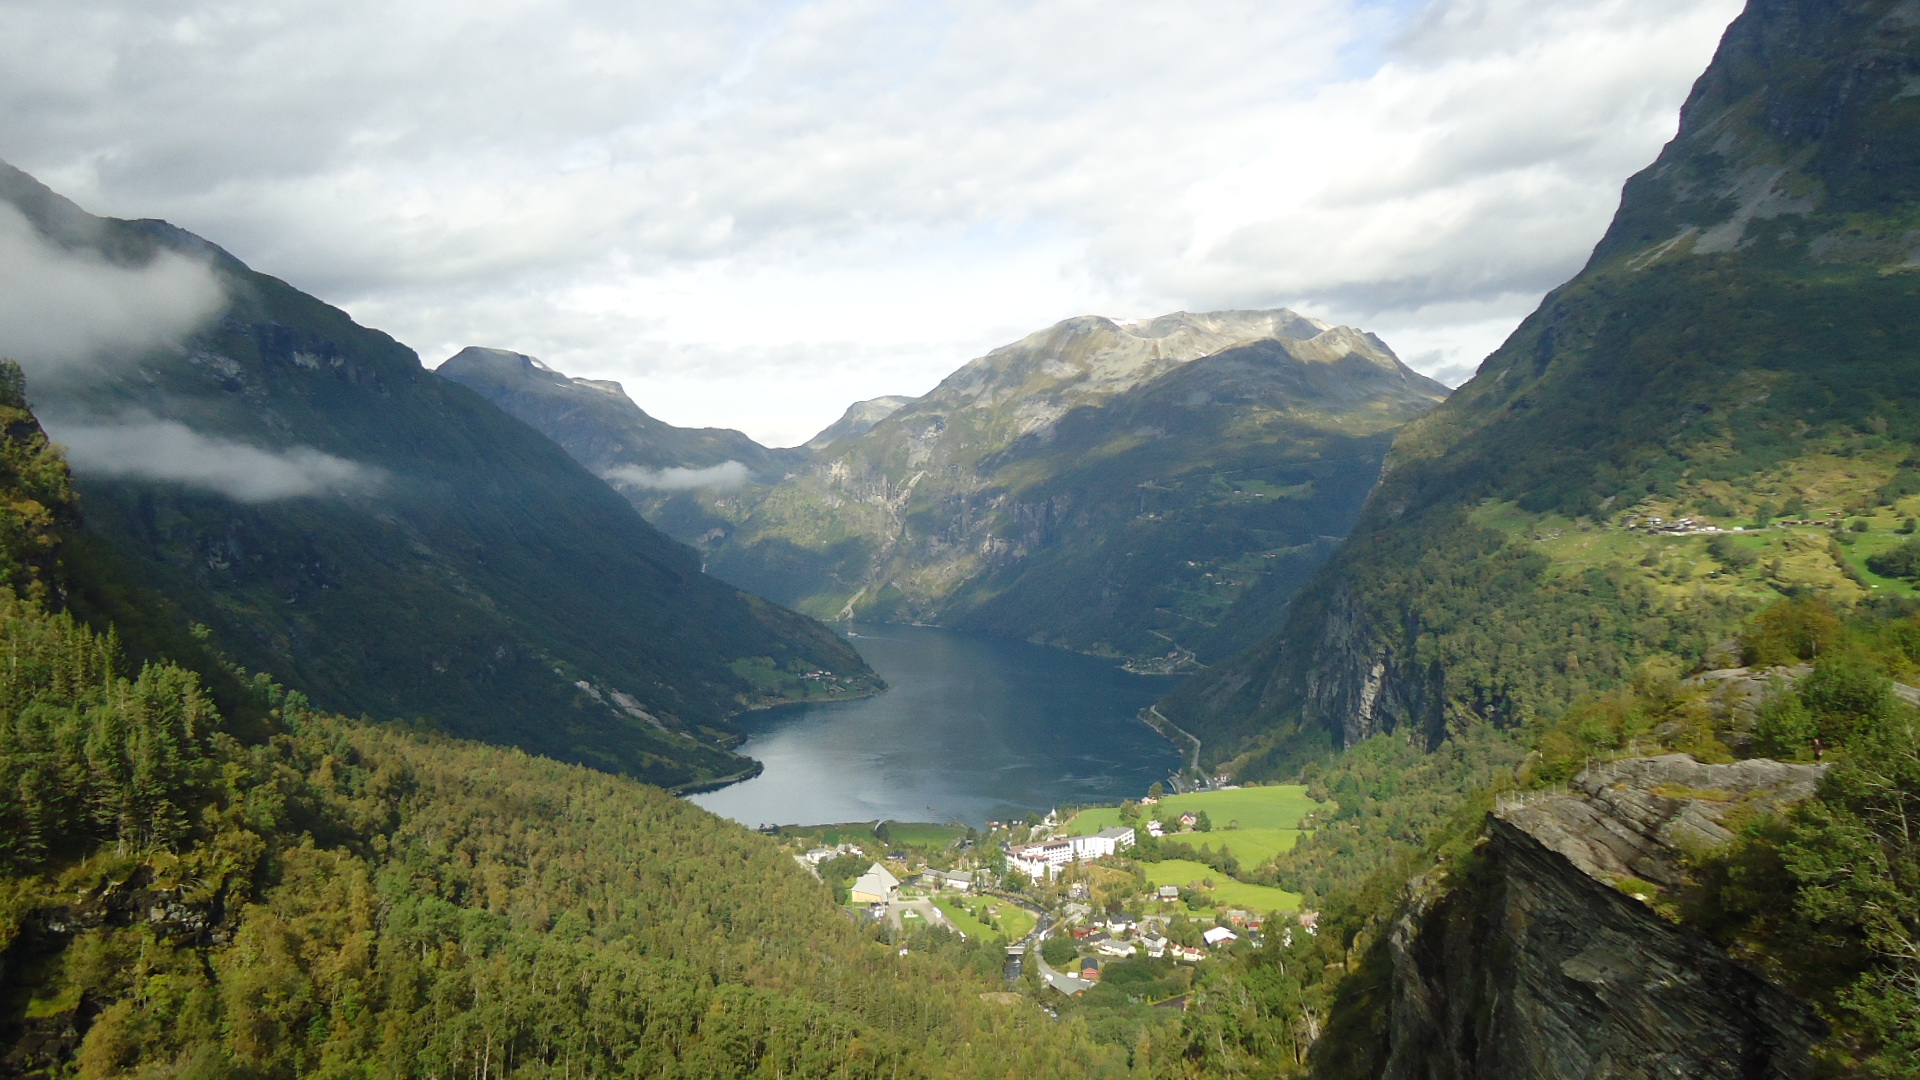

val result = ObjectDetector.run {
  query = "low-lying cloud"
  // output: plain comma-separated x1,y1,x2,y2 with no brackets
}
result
51,419,383,502
603,461,751,492
0,205,224,376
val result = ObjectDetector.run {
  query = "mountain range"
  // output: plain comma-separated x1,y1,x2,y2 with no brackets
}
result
443,309,1448,667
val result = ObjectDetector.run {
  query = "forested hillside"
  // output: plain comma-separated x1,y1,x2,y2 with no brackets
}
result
0,361,1127,1079
0,162,877,791
1166,0,1920,776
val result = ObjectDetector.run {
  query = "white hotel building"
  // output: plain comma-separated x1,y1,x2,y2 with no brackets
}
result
1008,827,1137,880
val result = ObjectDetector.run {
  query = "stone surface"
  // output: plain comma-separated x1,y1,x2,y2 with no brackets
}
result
1499,753,1826,888
1371,755,1829,1080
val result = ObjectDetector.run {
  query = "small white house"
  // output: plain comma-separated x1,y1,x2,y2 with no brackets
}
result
849,863,901,904
1202,926,1238,947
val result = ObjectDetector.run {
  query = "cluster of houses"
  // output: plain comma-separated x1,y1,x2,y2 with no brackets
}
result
1141,811,1200,838
801,842,865,865
1007,827,1137,881
1618,514,1747,536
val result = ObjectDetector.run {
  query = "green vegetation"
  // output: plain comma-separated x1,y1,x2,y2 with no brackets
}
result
1138,860,1302,913
1068,785,1321,832
3,169,877,791
1161,597,1920,1077
877,820,972,849
1060,957,1196,1053
933,897,1035,943
0,379,1132,1078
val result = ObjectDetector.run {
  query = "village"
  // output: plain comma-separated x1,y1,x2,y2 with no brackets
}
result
769,783,1323,1006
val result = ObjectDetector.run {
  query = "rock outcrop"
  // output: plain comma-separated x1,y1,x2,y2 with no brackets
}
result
1371,755,1828,1080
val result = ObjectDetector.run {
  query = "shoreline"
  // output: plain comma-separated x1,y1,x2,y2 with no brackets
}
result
1139,704,1202,780
669,758,765,797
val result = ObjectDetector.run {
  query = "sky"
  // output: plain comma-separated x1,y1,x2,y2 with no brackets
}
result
0,0,1744,447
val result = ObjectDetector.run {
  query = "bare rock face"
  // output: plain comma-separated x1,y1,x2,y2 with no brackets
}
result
1373,755,1827,1080
1500,754,1826,889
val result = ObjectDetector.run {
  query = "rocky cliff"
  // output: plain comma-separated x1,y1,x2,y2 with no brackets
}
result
1358,755,1828,1080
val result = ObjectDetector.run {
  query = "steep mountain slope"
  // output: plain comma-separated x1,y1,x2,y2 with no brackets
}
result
703,311,1446,664
437,345,798,480
0,162,876,790
1167,0,1920,773
435,345,809,552
807,395,916,450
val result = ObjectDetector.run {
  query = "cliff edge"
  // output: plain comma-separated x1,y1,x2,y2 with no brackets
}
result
1367,755,1828,1080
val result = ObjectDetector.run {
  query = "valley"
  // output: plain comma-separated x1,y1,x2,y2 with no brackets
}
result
0,0,1917,1076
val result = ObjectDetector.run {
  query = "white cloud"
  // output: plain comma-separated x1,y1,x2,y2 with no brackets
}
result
0,204,223,377
604,461,752,491
0,0,1742,443
49,418,384,502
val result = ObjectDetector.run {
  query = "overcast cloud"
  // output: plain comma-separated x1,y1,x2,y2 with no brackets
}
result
0,0,1741,445
51,418,384,502
0,203,223,377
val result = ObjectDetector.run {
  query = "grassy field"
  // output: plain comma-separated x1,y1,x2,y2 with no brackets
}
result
770,822,879,848
1141,860,1302,914
934,897,1035,942
881,821,970,848
1176,827,1303,866
1067,785,1323,833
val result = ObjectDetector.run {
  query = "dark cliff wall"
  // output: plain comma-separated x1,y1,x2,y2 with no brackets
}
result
1320,756,1830,1080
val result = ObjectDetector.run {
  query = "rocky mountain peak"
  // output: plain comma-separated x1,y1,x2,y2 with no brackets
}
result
805,395,915,449
893,307,1415,442
435,345,782,478
440,346,633,404
1592,0,1920,275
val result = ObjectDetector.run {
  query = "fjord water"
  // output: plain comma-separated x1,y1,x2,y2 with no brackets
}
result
690,624,1181,828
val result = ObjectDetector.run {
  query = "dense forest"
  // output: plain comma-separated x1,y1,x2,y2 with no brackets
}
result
0,364,1138,1078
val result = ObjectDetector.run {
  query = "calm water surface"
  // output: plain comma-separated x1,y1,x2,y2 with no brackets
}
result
689,624,1181,828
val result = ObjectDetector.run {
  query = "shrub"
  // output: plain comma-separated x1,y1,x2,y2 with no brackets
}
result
1740,596,1845,666
1796,654,1894,744
1867,538,1920,580
1708,535,1758,570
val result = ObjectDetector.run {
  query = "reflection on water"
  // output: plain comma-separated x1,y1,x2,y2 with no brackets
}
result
688,624,1181,828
